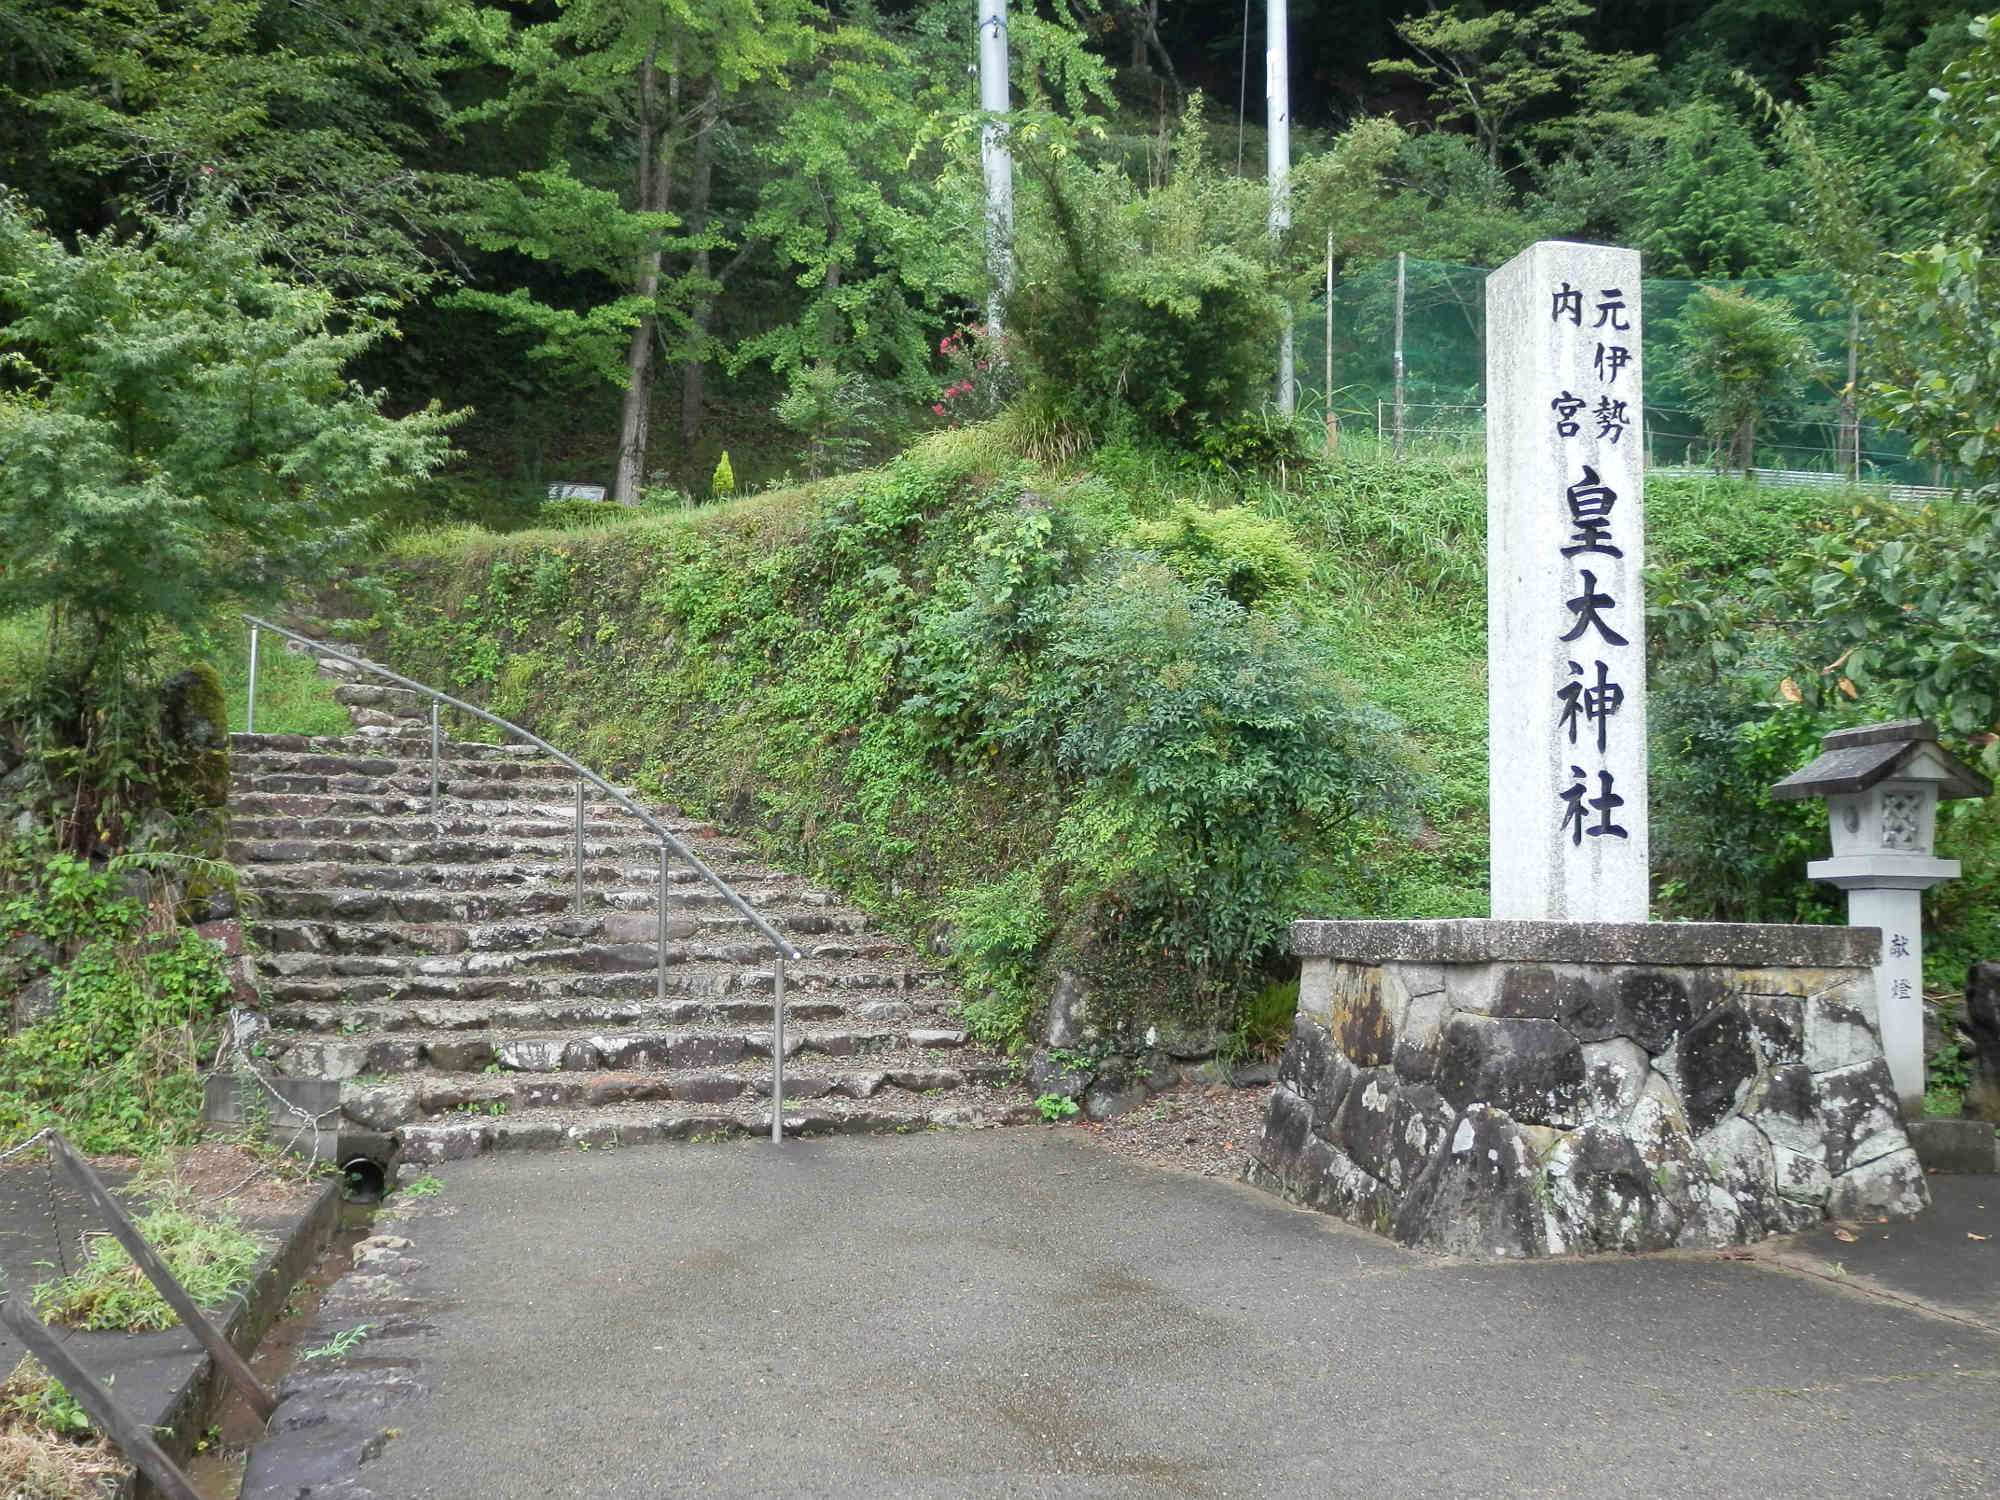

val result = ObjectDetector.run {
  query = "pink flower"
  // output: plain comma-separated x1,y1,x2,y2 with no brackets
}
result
931,403,946,416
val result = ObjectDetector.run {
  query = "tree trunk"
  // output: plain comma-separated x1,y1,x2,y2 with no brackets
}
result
1732,413,1756,477
678,86,721,466
614,50,677,506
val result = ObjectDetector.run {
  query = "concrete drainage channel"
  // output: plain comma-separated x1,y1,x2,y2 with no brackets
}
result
164,1153,443,1500
229,1180,442,1500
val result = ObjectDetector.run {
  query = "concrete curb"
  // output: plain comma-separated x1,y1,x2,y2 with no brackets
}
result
1906,1117,2000,1174
123,1177,341,1498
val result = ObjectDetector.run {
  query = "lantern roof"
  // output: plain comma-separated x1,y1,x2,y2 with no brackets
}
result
1771,718,1992,802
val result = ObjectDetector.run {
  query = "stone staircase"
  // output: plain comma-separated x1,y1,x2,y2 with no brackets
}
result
228,655,1035,1163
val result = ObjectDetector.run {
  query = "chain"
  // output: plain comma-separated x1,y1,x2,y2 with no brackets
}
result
198,1010,344,1204
0,1125,52,1166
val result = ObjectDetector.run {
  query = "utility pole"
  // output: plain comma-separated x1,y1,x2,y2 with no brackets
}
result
1267,0,1293,416
978,0,1013,339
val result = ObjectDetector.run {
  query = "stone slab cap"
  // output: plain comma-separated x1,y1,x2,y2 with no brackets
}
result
1770,718,1991,802
1290,918,1878,968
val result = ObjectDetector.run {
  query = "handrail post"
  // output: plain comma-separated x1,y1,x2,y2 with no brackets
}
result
573,776,586,915
668,840,684,1004
246,624,260,734
429,698,441,814
771,955,786,1144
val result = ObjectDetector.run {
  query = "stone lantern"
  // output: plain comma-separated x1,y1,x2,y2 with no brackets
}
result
1772,719,1991,1112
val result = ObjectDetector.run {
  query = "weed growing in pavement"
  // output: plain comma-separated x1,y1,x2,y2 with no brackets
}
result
300,1324,374,1362
1035,1093,1080,1122
0,1361,93,1438
30,1201,267,1331
394,1173,445,1199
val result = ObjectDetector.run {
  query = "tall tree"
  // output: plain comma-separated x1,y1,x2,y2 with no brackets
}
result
0,196,457,672
733,13,963,406
440,0,814,500
1369,0,1657,168
1631,98,1806,277
5,0,459,302
1670,285,1827,472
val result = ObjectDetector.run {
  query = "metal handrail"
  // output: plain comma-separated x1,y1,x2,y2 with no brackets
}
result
241,614,798,1142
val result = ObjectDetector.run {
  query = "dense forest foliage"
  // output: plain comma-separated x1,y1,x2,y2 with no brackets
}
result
1,0,1987,501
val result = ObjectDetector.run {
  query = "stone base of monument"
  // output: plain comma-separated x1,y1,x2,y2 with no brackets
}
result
1245,920,1930,1257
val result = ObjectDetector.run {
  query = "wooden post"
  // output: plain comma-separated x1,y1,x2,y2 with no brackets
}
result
48,1134,278,1421
2,1295,206,1500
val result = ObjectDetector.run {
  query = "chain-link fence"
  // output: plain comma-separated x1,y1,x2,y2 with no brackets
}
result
1296,256,1943,485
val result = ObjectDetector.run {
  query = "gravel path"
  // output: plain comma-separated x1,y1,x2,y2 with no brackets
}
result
1073,1081,1268,1179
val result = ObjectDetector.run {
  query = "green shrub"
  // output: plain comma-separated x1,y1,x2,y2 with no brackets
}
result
0,848,231,1154
537,499,626,532
1129,501,1307,606
949,871,1053,1049
1006,558,1420,986
1007,97,1285,447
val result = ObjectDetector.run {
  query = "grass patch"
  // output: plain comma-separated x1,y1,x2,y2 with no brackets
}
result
0,1360,126,1500
208,627,349,736
30,1200,267,1331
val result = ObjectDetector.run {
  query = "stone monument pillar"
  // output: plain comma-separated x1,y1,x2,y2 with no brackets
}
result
1772,719,1991,1112
1247,242,1933,1256
1486,242,1648,922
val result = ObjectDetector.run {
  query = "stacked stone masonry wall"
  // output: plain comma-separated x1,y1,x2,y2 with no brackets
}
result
1247,951,1929,1257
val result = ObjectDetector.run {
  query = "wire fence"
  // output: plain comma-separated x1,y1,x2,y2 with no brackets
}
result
1297,256,1949,485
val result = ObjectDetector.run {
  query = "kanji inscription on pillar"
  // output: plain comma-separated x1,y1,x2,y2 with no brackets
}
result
1487,241,1649,921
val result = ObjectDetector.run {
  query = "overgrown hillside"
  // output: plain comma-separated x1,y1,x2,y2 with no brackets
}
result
355,425,2000,1058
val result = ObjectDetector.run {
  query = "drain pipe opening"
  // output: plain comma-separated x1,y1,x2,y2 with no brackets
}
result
341,1157,387,1204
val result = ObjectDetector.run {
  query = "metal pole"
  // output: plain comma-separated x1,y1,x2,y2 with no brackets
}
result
573,777,585,915
246,624,260,734
1267,0,1293,417
429,698,441,814
977,0,1013,338
1841,305,1860,480
1324,230,1335,454
771,956,786,1143
668,840,684,1004
1393,250,1407,462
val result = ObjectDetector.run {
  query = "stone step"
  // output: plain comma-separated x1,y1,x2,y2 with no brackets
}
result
393,1090,1036,1161
236,859,808,898
258,964,934,1010
273,1029,975,1086
243,886,867,929
227,813,728,845
333,1054,1004,1131
232,774,633,805
230,733,545,761
266,993,879,1033
232,752,575,781
256,950,937,991
246,916,815,964
332,684,431,719
227,834,758,869
254,943,729,978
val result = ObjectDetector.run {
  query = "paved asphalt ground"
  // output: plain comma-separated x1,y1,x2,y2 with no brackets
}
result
363,1129,1998,1500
